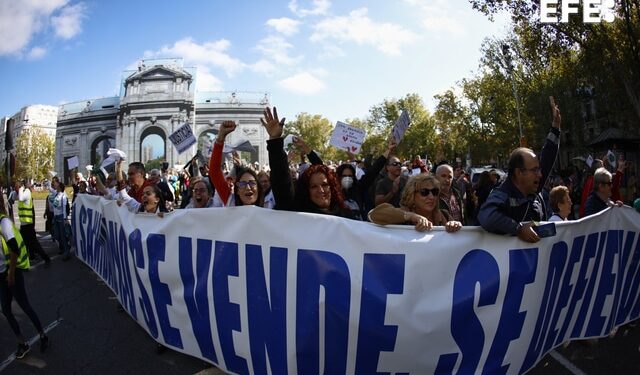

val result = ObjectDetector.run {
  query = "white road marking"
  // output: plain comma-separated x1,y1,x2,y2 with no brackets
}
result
549,349,588,375
0,318,63,372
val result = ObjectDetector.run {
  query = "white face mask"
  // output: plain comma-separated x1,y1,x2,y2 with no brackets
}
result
341,176,354,190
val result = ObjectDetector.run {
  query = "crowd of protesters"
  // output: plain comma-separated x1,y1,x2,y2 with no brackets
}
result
3,99,640,361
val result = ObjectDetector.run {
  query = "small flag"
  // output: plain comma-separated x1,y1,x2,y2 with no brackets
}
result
606,150,616,169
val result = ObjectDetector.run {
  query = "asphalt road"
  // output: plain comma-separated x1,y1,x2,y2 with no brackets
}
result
1,199,638,375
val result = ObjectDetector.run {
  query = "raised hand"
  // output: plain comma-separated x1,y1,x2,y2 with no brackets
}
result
260,106,285,139
384,136,398,158
217,121,237,143
293,136,311,155
550,96,561,129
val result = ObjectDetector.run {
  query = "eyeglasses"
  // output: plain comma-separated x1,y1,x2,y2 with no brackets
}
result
520,167,541,174
418,187,440,197
193,188,208,193
389,162,402,167
237,180,258,189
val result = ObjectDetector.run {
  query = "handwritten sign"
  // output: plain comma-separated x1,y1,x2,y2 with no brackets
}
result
329,121,366,154
168,123,197,154
392,110,411,144
67,155,79,170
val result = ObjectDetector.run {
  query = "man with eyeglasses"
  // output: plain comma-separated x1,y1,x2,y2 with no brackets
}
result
478,97,561,243
375,157,408,208
584,167,623,216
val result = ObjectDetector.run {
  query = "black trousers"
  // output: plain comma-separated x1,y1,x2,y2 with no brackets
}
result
1,268,44,337
20,224,51,262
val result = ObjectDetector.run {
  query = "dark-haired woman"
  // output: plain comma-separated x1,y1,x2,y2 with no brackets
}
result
336,137,396,220
262,106,353,218
208,121,265,208
118,183,168,216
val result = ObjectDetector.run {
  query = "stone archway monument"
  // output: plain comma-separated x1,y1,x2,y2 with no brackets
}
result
117,59,195,169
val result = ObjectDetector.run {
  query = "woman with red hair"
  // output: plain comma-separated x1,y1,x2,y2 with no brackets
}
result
262,106,353,218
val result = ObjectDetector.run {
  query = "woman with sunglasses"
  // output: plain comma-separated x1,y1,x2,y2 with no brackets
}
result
209,121,265,207
368,174,462,232
261,106,353,218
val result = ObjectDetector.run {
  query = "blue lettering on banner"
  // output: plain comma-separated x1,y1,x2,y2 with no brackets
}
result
78,206,88,259
586,230,620,336
147,234,183,349
296,249,350,375
615,231,640,324
355,254,406,375
571,231,607,339
246,245,288,375
179,237,218,364
129,229,158,338
483,248,537,375
553,236,585,347
610,231,636,328
117,225,136,317
213,241,249,375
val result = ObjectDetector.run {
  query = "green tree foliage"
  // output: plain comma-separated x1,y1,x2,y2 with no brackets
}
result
362,93,436,161
285,112,336,160
144,157,164,172
469,0,640,122
15,126,55,182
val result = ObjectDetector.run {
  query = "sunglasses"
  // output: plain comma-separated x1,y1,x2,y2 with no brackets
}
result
236,180,258,189
389,162,402,167
418,188,439,197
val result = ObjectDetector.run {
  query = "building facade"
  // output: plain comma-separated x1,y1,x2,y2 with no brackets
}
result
55,58,270,183
1,104,58,161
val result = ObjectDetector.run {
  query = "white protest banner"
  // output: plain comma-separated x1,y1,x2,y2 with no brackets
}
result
392,110,411,144
168,123,197,154
329,121,366,154
73,196,640,375
67,156,79,170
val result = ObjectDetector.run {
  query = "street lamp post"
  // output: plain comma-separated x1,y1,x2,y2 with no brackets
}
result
502,43,525,146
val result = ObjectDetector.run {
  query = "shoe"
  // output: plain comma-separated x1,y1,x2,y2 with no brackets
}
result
16,342,30,359
44,260,52,268
62,255,72,261
40,334,49,352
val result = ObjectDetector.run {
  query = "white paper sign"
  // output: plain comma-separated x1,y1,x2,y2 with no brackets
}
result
67,156,79,170
329,121,366,154
586,154,594,168
392,110,411,144
168,123,197,154
606,150,616,169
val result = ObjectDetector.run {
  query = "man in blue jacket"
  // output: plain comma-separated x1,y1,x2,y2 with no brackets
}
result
478,97,561,243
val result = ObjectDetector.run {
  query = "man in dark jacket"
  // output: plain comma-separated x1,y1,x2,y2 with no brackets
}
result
478,97,561,243
584,167,623,216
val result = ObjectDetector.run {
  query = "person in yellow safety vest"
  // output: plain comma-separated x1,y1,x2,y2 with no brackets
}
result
0,195,49,359
16,180,51,267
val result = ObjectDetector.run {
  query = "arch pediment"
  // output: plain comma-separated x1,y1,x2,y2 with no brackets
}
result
125,66,192,84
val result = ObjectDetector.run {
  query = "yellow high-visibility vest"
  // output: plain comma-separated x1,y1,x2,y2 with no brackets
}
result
0,214,30,270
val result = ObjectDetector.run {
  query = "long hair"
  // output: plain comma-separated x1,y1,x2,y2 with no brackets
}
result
140,184,168,213
234,166,264,207
296,164,346,213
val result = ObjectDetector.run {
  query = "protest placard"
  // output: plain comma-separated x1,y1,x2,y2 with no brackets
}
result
329,121,366,154
392,110,411,144
168,123,197,154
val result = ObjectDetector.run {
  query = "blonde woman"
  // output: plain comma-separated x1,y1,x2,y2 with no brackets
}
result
369,174,462,232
